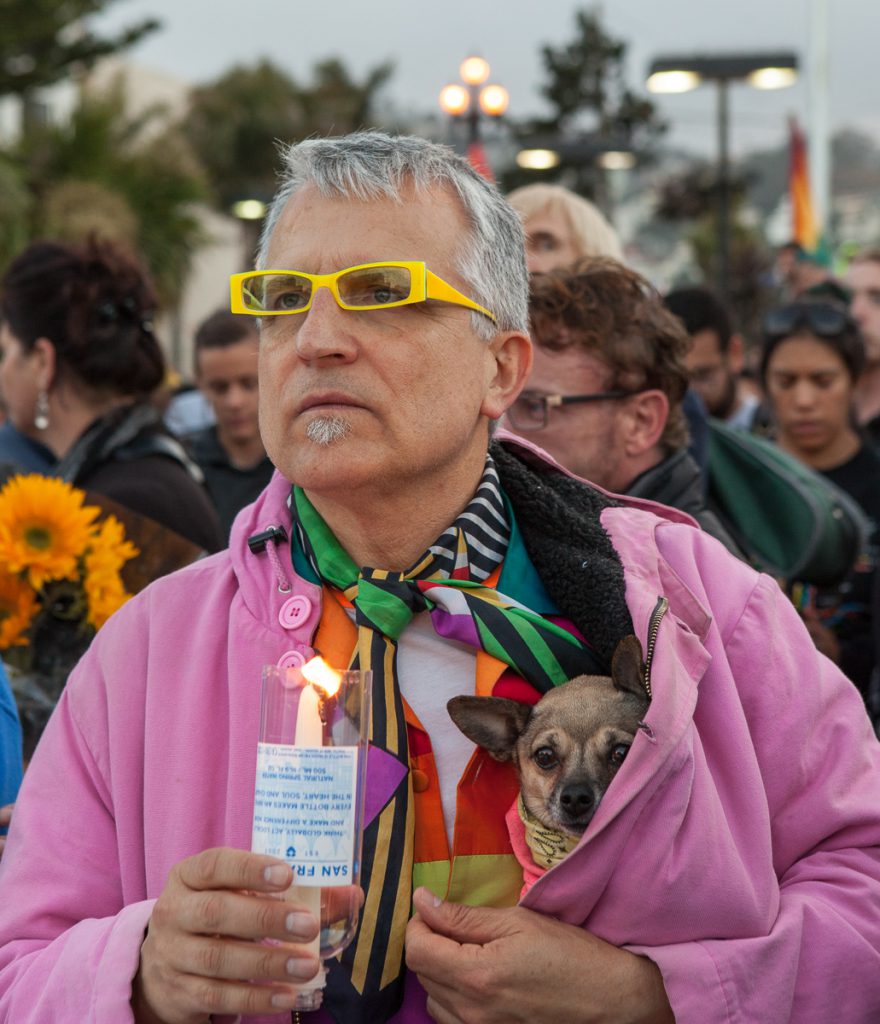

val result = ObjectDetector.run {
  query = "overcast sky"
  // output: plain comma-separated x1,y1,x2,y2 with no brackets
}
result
97,0,878,158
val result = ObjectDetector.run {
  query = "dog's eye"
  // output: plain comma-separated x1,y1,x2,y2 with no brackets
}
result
533,747,558,770
609,743,631,766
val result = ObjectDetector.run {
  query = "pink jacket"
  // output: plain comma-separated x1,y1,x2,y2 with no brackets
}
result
1,447,880,1023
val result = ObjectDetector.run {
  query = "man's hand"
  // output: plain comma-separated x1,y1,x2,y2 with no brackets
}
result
131,847,323,1024
405,888,675,1024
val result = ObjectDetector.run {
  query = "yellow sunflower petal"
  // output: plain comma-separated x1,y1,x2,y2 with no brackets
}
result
83,514,138,629
0,475,99,590
0,569,38,649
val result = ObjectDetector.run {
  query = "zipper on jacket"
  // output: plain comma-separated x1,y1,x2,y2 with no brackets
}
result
643,596,669,700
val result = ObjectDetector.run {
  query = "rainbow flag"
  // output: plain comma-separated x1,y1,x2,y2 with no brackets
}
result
789,117,819,253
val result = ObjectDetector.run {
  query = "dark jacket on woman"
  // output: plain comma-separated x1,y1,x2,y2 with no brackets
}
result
55,403,225,554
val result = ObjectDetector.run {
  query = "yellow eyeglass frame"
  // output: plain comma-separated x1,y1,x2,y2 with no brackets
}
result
229,261,496,323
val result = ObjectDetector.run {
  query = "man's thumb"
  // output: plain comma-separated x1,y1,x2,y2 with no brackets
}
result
412,886,512,945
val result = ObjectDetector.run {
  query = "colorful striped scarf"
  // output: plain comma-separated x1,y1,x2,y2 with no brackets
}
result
289,456,598,1022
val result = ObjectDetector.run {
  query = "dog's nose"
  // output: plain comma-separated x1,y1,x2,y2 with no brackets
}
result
560,783,595,819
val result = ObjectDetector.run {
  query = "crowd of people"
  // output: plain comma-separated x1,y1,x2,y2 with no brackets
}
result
0,131,878,1022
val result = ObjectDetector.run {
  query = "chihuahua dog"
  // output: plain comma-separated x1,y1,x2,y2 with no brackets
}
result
447,635,649,866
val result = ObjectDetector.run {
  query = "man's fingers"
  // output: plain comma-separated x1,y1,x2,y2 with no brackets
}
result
323,884,364,922
163,888,319,943
157,973,306,1017
171,933,321,984
411,888,517,946
425,993,464,1024
176,847,292,894
0,804,13,828
406,913,476,981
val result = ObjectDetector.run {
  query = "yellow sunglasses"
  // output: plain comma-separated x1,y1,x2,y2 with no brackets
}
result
229,261,496,323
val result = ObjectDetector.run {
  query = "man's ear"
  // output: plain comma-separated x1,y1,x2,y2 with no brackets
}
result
31,337,57,390
622,389,668,457
481,331,533,423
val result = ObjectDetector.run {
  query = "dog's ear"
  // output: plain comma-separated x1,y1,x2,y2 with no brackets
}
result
611,635,648,701
446,696,532,762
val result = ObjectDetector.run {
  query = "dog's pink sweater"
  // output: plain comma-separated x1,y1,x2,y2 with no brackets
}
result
505,800,546,895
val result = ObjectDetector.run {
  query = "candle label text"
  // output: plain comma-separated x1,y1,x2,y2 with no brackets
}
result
252,742,358,886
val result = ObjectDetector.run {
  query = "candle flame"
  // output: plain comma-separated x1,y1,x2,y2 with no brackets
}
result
301,656,343,697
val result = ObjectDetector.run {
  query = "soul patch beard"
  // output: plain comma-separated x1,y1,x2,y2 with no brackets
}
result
305,415,352,446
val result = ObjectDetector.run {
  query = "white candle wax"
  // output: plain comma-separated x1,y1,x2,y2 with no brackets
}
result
294,681,323,746
290,681,323,990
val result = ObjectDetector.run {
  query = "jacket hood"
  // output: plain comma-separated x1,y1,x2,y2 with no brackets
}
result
494,429,698,528
227,467,310,629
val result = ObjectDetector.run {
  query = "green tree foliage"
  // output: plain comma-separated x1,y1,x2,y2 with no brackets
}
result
6,81,207,306
536,8,663,145
183,57,393,212
656,162,772,338
0,0,158,98
504,7,664,197
183,60,301,212
0,156,32,268
297,58,393,137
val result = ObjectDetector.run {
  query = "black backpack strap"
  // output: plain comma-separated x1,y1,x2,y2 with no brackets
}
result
114,432,206,486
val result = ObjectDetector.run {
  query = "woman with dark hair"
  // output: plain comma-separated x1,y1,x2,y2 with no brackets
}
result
761,299,880,719
0,238,224,553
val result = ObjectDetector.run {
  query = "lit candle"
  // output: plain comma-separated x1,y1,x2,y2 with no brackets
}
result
294,679,324,747
287,658,343,997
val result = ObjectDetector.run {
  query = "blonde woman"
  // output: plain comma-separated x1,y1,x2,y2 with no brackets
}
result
507,182,624,272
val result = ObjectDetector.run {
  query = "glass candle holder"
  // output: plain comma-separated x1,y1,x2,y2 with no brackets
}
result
252,660,371,1011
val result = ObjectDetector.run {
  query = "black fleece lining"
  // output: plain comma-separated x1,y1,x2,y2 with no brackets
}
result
492,441,634,671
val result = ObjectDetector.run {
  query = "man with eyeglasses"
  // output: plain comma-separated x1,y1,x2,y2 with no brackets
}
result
1,132,880,1024
507,258,738,552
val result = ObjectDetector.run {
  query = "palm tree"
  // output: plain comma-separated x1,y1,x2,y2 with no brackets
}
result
183,56,394,214
5,77,208,308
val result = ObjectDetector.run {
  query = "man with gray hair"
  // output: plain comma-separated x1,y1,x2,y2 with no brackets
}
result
1,132,879,1024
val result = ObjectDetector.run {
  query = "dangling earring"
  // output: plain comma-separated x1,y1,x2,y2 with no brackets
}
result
34,390,50,431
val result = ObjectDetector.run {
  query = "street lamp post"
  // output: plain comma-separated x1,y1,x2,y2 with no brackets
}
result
647,52,798,298
439,55,508,177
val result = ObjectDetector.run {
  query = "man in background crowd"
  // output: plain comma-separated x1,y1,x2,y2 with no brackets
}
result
847,249,880,449
507,182,711,477
664,285,763,432
185,310,274,537
506,258,737,551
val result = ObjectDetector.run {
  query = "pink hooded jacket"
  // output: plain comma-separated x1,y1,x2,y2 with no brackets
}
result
1,443,880,1023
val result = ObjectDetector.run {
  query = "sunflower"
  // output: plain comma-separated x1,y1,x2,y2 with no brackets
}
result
0,475,100,590
0,568,39,648
83,516,138,629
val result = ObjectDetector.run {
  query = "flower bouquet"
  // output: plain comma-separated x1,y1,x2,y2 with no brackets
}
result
0,474,138,758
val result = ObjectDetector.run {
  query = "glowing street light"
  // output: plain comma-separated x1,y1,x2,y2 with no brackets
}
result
460,55,490,86
647,51,798,296
439,55,508,178
231,198,267,221
438,84,469,117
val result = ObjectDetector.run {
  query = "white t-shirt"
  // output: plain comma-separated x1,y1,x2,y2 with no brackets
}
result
396,614,479,846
